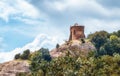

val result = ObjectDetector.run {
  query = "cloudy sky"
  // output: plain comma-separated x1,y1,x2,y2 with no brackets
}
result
0,0,120,63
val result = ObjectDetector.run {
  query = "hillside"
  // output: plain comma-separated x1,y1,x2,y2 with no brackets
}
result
0,39,95,76
0,30,120,76
0,60,30,76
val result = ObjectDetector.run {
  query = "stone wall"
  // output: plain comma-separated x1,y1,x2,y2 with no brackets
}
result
69,23,85,41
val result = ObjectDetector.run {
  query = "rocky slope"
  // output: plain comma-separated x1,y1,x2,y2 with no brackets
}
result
50,40,96,58
0,60,30,76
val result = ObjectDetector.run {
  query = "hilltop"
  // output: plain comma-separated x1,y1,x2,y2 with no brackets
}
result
50,39,95,58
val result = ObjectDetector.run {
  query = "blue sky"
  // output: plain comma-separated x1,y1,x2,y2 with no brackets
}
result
0,0,120,62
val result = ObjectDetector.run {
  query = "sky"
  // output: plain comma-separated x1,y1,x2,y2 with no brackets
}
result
0,0,120,63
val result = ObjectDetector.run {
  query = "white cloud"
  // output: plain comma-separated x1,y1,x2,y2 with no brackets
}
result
43,0,120,35
45,0,120,18
45,0,105,12
0,1,15,22
0,0,40,22
83,18,120,35
0,34,64,63
15,0,40,18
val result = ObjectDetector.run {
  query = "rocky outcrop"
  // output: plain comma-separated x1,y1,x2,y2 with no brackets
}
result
50,40,96,58
0,60,30,76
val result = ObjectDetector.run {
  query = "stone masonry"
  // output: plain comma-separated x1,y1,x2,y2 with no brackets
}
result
69,23,85,41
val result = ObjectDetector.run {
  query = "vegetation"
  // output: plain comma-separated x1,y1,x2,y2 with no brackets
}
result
30,48,51,72
18,52,120,76
14,49,30,60
80,38,85,43
21,49,30,60
88,30,120,57
16,30,120,76
14,53,21,59
56,43,60,49
88,31,109,51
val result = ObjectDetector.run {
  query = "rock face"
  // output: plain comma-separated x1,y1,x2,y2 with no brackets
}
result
0,60,30,76
50,40,96,58
69,23,85,41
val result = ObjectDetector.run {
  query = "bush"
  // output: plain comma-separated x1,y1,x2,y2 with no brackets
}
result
81,38,85,43
14,53,21,59
21,49,30,60
56,43,60,49
40,48,51,61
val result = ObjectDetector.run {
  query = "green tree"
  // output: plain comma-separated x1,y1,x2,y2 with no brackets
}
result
99,37,120,56
14,53,21,59
92,54,120,76
100,41,114,56
117,30,120,37
40,48,51,61
89,31,108,51
30,48,51,75
110,30,120,37
110,35,118,41
21,49,30,60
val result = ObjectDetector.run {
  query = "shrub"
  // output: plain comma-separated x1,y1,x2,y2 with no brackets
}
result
14,53,21,59
81,38,85,43
56,43,60,49
21,49,30,60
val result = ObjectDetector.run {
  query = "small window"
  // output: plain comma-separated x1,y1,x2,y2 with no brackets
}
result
74,30,76,35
